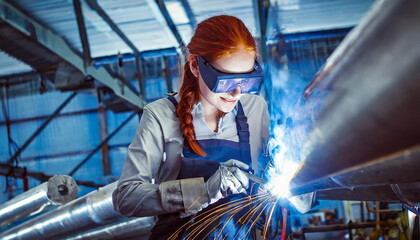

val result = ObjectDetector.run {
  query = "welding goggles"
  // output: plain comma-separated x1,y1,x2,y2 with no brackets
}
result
197,56,263,94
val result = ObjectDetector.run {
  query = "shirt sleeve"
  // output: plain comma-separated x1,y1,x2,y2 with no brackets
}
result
112,107,208,217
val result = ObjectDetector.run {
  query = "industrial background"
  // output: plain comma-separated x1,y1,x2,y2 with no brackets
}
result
0,0,419,239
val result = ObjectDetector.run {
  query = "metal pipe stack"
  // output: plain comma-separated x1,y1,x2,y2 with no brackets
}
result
0,175,78,226
0,182,127,240
64,216,155,240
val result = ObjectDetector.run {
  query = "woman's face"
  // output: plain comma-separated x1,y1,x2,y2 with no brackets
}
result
193,50,256,113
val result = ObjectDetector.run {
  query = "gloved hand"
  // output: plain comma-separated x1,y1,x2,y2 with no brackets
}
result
205,160,251,205
223,159,251,190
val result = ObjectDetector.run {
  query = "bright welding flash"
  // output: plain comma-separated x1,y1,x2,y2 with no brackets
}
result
266,161,299,198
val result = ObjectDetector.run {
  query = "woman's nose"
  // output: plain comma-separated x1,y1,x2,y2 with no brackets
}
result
228,86,242,97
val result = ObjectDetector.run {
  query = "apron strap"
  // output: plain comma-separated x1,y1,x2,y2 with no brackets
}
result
167,95,178,109
236,101,252,165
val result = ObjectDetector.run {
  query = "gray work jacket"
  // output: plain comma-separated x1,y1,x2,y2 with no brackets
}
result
112,94,269,217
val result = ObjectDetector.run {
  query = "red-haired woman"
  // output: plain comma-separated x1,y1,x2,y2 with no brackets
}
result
113,15,269,239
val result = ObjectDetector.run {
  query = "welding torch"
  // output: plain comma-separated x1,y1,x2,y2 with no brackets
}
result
245,172,265,185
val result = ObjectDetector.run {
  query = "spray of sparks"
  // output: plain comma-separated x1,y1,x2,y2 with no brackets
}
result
168,192,283,240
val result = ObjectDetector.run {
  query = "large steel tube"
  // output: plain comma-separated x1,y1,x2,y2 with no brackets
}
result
291,146,420,196
64,217,155,240
0,182,125,240
0,175,78,226
291,0,420,192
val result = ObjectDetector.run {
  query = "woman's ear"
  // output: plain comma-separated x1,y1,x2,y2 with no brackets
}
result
188,55,199,78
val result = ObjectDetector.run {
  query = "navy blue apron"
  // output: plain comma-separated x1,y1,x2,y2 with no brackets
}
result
150,95,258,240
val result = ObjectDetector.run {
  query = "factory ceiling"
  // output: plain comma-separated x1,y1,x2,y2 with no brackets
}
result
0,0,373,78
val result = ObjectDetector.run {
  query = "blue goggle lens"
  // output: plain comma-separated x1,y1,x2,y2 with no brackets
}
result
198,56,263,94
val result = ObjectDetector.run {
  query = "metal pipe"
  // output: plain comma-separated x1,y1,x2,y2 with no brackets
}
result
360,201,365,222
0,182,124,240
408,211,420,240
0,175,78,226
291,146,420,196
64,217,155,240
348,221,353,240
365,201,400,214
375,202,381,235
391,183,420,215
291,0,420,192
299,219,399,239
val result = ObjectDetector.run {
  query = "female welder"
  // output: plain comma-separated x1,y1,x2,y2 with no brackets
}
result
112,15,269,239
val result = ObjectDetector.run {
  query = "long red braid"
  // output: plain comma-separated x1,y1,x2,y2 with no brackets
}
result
177,60,206,156
177,15,257,156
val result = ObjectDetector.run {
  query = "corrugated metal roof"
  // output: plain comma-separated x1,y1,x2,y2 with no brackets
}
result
9,0,179,58
1,0,374,75
9,0,84,53
274,0,375,33
188,0,257,34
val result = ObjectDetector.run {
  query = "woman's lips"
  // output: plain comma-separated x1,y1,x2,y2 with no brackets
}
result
220,97,237,103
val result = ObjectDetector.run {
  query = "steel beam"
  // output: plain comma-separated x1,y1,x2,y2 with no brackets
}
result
98,106,110,176
85,0,139,55
0,163,103,188
6,92,77,165
18,143,130,163
0,108,98,126
0,1,145,108
253,0,270,62
179,0,197,29
253,0,272,109
163,55,173,93
154,0,186,50
73,0,91,67
84,0,146,97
